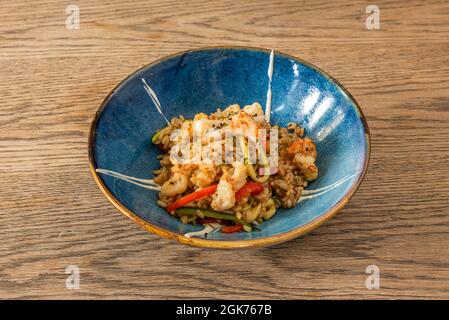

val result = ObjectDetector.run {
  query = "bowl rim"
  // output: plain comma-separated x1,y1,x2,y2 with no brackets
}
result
88,45,371,249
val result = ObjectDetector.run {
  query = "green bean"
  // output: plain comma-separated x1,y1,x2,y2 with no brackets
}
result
175,207,255,229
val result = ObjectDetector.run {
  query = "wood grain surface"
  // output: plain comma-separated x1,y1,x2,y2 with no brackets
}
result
1,0,449,299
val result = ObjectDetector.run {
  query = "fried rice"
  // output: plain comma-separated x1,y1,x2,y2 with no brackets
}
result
151,102,318,233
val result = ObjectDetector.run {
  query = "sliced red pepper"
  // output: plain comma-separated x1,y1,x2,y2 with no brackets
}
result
235,181,264,201
221,224,243,233
197,218,218,225
166,184,217,213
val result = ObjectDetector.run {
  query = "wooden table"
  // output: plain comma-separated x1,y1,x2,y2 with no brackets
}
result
1,0,448,299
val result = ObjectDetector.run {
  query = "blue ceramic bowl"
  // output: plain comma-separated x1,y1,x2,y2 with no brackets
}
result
89,47,370,248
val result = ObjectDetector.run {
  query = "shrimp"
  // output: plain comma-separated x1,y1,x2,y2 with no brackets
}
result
190,165,217,188
243,102,264,116
194,112,209,121
192,118,213,141
231,111,259,137
231,111,267,151
211,170,236,211
160,172,188,196
210,162,247,211
287,137,317,159
222,104,241,117
243,102,265,124
171,164,197,177
293,154,318,181
230,161,247,191
288,137,318,180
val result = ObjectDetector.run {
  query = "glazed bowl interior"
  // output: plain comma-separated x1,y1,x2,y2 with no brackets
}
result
89,47,369,247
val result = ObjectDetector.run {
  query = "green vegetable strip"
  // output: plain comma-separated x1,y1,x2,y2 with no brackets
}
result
151,126,171,143
151,129,162,143
175,207,253,229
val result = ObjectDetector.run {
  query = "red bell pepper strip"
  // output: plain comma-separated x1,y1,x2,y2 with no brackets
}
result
166,184,217,213
235,181,264,201
221,224,243,233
